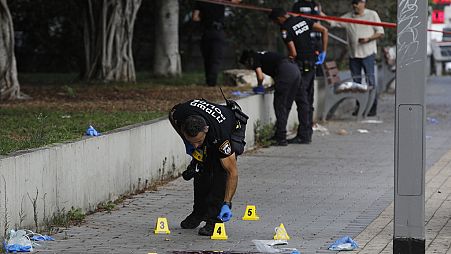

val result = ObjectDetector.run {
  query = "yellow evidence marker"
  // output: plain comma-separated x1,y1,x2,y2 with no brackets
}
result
154,217,170,234
211,223,228,240
273,223,290,240
242,205,260,220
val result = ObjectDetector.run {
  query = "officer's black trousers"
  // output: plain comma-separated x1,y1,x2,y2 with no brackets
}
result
294,67,316,141
273,60,301,141
192,157,226,222
200,29,225,86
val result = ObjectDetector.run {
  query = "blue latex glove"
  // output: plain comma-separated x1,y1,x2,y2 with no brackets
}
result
315,51,326,65
31,235,54,241
328,236,359,251
86,125,100,136
6,243,32,252
252,85,265,94
218,204,232,222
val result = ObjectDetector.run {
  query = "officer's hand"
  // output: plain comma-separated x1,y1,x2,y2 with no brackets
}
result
252,85,265,94
315,51,326,65
218,204,232,222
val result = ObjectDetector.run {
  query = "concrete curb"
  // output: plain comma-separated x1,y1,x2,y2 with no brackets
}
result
0,93,298,233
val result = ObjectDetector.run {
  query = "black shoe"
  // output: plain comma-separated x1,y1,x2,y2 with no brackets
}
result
271,139,288,146
287,136,310,144
367,111,377,117
180,212,204,229
198,219,219,236
352,107,359,116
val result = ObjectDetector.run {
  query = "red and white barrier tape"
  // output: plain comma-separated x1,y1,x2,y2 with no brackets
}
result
196,0,451,35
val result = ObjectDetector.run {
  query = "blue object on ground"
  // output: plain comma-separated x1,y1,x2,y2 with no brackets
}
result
231,91,251,97
252,85,265,94
86,125,101,136
31,235,54,241
427,117,439,125
328,236,359,251
6,243,32,252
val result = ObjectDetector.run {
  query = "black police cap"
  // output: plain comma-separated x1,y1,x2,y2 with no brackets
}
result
268,8,287,20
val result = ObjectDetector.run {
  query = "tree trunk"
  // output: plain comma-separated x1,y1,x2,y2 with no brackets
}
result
83,0,141,82
0,0,22,100
153,0,181,76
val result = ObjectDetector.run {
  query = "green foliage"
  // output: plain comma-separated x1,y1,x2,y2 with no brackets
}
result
67,208,85,224
254,120,275,148
0,108,164,155
18,71,205,87
19,73,80,86
136,71,205,86
47,207,85,230
226,0,291,56
97,201,116,213
9,0,83,72
63,85,76,98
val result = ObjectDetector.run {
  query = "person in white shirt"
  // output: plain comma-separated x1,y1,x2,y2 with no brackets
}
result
322,0,384,116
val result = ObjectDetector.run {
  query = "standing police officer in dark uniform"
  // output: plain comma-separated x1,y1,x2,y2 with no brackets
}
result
239,50,301,146
169,98,247,236
192,0,241,86
292,0,323,65
269,8,328,144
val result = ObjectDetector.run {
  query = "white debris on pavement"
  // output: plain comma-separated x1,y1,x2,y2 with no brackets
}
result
357,129,369,133
313,123,330,135
252,240,298,253
361,119,383,124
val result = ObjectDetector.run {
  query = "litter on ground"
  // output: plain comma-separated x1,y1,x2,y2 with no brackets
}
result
336,129,349,136
252,240,299,253
328,236,359,251
313,123,329,135
361,119,383,124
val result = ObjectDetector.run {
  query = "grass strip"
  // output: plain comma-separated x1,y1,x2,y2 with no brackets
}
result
0,108,164,155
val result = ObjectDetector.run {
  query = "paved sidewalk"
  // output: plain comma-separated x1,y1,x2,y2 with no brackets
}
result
355,149,451,253
355,76,451,253
36,77,451,254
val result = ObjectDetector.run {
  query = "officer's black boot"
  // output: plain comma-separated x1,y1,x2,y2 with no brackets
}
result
271,139,288,146
287,136,310,144
198,218,221,236
181,212,204,229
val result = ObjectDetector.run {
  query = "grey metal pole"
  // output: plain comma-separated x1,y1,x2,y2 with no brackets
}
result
394,0,427,253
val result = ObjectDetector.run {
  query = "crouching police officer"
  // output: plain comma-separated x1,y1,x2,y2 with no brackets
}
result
239,50,301,146
169,98,248,236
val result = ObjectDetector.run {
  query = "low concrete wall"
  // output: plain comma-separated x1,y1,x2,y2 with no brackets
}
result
0,94,298,232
